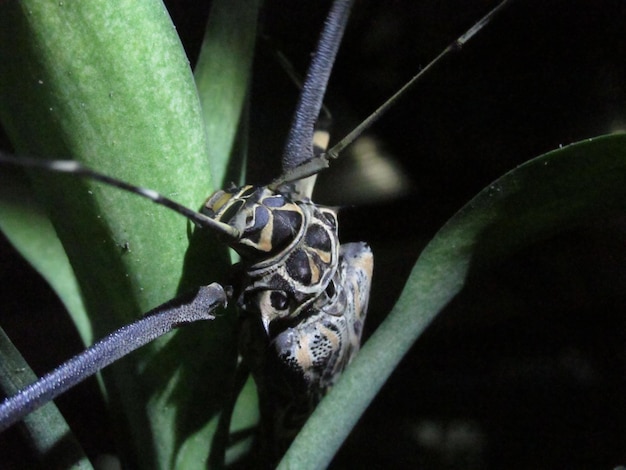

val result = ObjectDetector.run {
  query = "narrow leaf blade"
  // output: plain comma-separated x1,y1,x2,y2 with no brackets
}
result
280,133,626,468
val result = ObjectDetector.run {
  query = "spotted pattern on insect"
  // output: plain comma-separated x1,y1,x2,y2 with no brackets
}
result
202,184,341,323
273,242,373,394
246,240,372,458
201,127,373,458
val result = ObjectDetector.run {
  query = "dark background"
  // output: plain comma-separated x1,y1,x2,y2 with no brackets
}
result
2,0,626,468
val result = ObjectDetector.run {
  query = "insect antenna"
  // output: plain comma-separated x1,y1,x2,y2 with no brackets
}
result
272,0,517,188
0,153,240,240
327,0,516,160
0,283,227,432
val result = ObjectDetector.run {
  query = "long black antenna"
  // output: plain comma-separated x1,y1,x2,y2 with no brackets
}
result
273,0,516,186
281,0,354,171
0,284,226,432
0,153,240,240
327,0,515,160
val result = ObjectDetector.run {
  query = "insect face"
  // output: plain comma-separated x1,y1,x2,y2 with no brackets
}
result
245,240,373,459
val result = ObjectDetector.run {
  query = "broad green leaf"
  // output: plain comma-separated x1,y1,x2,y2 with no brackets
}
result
195,0,260,189
0,1,255,468
280,133,626,469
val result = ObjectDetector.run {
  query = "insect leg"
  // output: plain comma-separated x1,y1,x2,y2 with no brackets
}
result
0,283,226,432
281,0,354,172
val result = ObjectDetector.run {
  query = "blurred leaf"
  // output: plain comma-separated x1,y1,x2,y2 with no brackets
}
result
195,0,260,189
280,133,626,468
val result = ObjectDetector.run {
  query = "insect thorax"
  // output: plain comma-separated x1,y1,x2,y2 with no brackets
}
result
202,184,340,326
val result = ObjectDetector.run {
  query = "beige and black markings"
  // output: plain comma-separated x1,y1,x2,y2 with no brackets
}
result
202,171,372,376
201,131,373,453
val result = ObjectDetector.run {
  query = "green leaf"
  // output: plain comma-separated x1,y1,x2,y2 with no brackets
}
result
195,0,260,189
280,133,626,469
0,1,256,468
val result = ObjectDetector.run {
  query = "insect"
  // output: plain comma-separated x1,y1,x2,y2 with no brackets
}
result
0,0,515,467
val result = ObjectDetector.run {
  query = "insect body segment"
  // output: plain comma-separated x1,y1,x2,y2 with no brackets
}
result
203,185,304,257
203,184,341,325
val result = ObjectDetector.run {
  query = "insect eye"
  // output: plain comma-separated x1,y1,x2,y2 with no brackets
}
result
270,291,289,311
325,280,336,299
